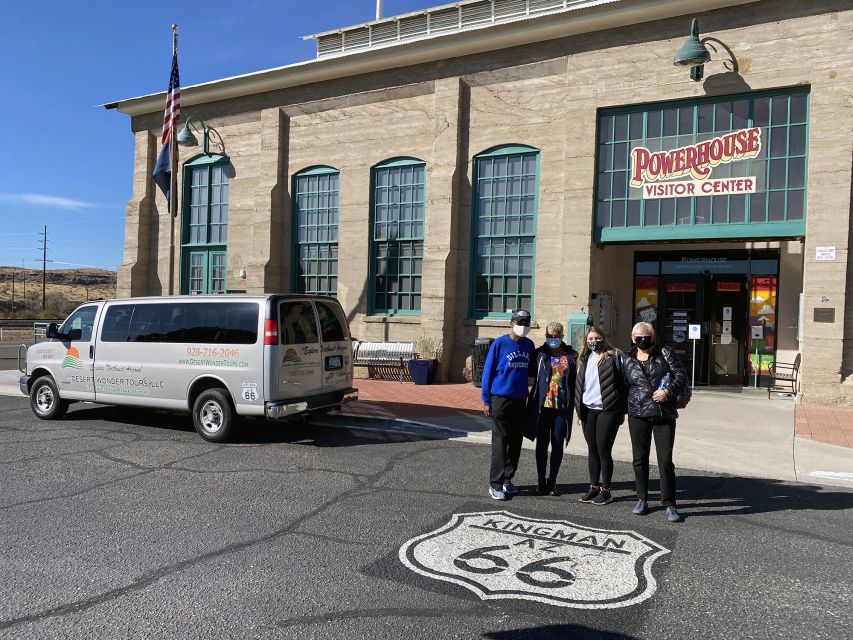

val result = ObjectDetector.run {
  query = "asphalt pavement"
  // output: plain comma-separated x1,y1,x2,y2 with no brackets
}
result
0,395,850,639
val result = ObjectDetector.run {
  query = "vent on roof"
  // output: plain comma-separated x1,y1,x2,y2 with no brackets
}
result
344,27,370,50
430,7,461,32
494,0,528,19
399,13,429,39
529,0,565,12
371,21,399,45
461,0,494,26
317,33,343,56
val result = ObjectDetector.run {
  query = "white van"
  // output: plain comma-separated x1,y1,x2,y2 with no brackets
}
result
19,295,357,442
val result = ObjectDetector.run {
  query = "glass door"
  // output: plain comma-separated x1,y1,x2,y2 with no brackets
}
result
708,278,748,386
659,276,704,385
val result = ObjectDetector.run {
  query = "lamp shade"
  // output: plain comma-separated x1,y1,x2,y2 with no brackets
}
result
176,123,199,147
673,18,711,66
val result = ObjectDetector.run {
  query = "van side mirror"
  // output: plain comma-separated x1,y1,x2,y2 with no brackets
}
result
46,323,60,339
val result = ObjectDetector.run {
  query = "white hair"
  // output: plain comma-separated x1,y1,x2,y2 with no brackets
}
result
631,322,655,336
546,321,564,336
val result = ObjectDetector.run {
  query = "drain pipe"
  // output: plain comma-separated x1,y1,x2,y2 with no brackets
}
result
376,0,383,20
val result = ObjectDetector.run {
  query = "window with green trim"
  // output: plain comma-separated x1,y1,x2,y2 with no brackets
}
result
595,88,809,242
471,146,538,317
181,154,229,294
370,159,425,315
293,167,339,296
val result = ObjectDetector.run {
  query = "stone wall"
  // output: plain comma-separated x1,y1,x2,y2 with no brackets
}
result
119,0,853,401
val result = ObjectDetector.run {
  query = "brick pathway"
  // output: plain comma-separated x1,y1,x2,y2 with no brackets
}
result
795,405,853,449
344,379,484,421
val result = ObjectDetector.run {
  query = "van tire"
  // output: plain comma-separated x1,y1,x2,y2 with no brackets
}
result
192,389,236,443
30,376,68,420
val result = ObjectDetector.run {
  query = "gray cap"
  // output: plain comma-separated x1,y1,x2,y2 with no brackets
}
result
511,309,531,324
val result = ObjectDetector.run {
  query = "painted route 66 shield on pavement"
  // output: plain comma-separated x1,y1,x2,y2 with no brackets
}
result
399,511,670,609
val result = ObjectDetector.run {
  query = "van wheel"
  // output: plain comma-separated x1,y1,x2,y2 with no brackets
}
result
30,376,68,420
192,389,236,442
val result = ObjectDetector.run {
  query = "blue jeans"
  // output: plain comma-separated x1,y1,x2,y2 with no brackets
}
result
535,408,568,481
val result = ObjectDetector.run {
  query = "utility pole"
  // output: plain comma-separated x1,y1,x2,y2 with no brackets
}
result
39,225,47,310
11,270,15,319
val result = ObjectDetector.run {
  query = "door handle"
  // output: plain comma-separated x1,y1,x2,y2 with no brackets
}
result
89,345,94,359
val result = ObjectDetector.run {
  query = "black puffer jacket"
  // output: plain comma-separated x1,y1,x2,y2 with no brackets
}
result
622,345,688,420
574,350,627,422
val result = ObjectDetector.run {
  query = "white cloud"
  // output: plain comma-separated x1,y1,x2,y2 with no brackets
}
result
0,192,96,210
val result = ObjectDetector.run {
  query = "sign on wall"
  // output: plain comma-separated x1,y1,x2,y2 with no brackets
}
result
631,127,761,199
399,511,670,609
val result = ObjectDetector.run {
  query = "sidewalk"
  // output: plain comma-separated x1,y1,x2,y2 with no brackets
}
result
333,378,853,488
2,370,851,488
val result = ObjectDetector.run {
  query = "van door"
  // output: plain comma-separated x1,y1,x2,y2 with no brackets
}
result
314,299,353,396
55,303,100,401
276,300,323,400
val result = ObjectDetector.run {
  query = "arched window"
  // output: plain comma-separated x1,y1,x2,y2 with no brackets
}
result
370,157,426,315
471,144,539,318
181,153,230,294
293,166,340,296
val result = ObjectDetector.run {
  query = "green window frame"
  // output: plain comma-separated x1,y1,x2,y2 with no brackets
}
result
369,157,426,315
595,88,809,242
470,145,539,319
292,166,339,296
181,153,229,294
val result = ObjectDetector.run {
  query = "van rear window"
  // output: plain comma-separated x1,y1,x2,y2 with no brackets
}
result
101,302,258,344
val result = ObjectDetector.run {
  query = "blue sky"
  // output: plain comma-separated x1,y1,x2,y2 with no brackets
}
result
0,0,435,271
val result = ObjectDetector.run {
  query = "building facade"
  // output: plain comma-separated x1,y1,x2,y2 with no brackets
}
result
107,0,853,404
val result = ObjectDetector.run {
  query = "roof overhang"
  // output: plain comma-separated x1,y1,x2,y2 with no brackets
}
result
104,0,758,117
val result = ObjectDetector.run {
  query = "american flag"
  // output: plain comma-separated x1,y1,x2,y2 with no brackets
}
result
152,50,180,213
161,52,180,145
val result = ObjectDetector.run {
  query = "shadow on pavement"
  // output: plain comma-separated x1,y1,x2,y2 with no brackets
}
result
538,475,853,518
483,625,639,639
57,403,442,446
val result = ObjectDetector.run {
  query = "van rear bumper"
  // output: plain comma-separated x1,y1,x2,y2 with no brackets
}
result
265,387,358,420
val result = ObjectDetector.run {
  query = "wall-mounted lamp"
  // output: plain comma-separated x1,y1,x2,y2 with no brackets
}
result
239,268,247,279
673,18,712,82
177,116,226,155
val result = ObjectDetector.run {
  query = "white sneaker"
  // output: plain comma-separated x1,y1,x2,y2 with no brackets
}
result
489,486,507,500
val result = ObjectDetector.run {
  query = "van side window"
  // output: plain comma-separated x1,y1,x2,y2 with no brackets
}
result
129,304,167,342
60,305,98,342
101,305,134,342
280,301,319,345
315,301,347,342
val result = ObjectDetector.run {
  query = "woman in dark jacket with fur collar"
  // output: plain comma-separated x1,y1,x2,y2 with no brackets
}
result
527,322,577,496
622,322,688,523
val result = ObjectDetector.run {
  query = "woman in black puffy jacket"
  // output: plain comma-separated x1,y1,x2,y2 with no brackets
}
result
622,322,687,523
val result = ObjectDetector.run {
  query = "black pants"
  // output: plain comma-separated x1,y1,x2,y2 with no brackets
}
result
629,416,677,506
582,409,621,487
490,396,526,489
535,408,569,482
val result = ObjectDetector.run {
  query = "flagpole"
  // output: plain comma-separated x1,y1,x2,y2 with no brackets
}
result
168,24,178,296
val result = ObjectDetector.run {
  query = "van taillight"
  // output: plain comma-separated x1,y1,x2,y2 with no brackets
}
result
264,319,279,345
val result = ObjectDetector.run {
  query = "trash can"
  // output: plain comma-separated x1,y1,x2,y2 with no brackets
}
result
471,338,494,388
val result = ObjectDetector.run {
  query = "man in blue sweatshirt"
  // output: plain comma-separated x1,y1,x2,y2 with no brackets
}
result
481,309,535,500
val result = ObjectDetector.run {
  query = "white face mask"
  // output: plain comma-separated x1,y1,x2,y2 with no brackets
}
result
512,324,531,337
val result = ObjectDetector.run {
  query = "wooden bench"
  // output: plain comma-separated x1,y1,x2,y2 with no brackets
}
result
767,353,801,398
352,341,417,383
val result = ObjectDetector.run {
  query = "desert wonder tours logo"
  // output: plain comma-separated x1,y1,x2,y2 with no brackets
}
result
630,127,761,200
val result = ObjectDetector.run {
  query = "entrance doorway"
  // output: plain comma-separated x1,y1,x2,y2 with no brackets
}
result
634,251,778,387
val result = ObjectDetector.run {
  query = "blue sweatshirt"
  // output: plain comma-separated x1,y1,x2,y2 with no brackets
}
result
481,334,535,405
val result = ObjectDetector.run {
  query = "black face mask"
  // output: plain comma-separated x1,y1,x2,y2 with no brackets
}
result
633,336,653,350
587,340,604,352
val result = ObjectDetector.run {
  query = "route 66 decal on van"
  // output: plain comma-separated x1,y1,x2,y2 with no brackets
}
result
399,511,670,609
